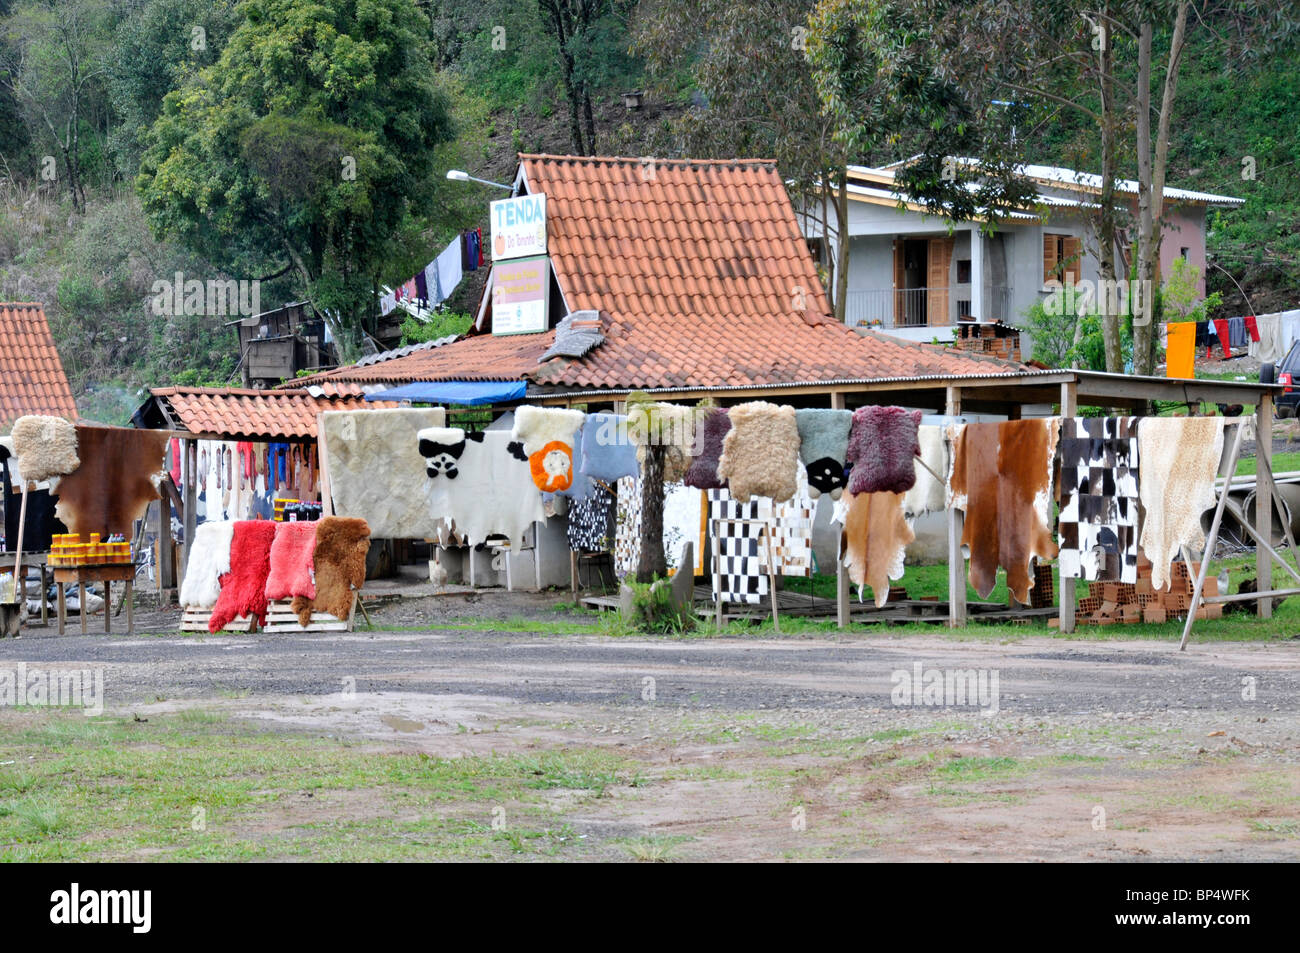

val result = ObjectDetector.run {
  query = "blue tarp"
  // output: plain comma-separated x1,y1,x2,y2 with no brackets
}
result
364,380,528,406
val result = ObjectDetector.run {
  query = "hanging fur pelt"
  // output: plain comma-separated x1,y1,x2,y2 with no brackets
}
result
581,413,639,484
264,519,318,603
684,407,730,490
903,424,947,518
53,426,169,537
421,430,547,547
291,517,370,626
717,401,800,503
512,406,586,493
846,406,921,496
10,415,79,484
209,520,276,632
795,408,853,499
178,520,235,610
628,402,701,484
1138,416,1225,591
840,491,914,608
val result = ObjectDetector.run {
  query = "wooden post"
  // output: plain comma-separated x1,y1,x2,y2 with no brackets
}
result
946,386,966,627
182,439,197,589
156,493,175,594
831,390,850,628
1059,380,1078,634
316,417,334,516
1256,393,1274,618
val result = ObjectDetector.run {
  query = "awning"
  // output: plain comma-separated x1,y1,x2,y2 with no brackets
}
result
363,380,528,406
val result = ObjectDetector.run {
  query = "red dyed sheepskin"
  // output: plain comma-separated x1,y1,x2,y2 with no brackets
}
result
264,519,317,603
209,520,277,632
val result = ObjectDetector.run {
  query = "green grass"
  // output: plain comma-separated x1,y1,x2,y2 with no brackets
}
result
0,711,640,862
1236,451,1300,476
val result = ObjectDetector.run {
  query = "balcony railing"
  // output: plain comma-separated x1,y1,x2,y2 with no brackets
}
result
844,287,1013,329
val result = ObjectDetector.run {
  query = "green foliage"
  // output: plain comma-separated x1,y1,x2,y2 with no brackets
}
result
136,0,455,362
399,310,473,346
1163,257,1223,324
619,577,694,634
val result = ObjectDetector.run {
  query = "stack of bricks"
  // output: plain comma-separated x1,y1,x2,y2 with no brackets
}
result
1069,556,1222,625
952,323,1022,362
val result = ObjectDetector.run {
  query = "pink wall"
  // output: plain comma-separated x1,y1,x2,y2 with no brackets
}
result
1160,205,1208,295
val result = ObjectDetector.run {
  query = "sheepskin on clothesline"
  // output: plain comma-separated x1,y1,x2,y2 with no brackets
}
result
628,402,701,484
684,407,730,490
10,415,79,485
717,401,800,503
511,406,585,458
846,406,922,496
795,408,852,500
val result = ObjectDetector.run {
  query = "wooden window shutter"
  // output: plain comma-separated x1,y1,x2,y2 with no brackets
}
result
1062,236,1083,284
1043,233,1059,283
927,237,954,327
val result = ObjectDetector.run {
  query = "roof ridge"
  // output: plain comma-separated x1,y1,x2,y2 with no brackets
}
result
519,153,777,167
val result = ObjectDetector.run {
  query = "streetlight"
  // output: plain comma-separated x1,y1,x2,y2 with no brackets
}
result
446,169,513,191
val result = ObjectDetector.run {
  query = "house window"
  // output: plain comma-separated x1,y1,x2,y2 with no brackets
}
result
1180,247,1190,260
1043,233,1083,284
956,259,972,284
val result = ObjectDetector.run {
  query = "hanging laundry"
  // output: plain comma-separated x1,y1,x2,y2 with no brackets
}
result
1228,315,1246,349
1212,318,1233,359
423,260,440,306
436,239,463,306
1138,416,1224,592
795,408,853,500
948,418,1060,604
716,401,800,503
1250,311,1287,363
1244,314,1260,343
415,270,429,308
379,291,397,316
846,406,921,496
461,230,474,270
1057,417,1140,583
465,228,481,271
1165,321,1196,379
1194,321,1209,348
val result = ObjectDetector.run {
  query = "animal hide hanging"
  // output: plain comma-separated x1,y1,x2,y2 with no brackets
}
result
684,407,731,490
264,519,318,603
716,401,800,503
209,520,277,632
512,406,586,493
422,430,547,547
178,521,235,609
949,419,1060,603
1058,417,1140,583
1138,416,1224,591
557,420,591,501
795,408,853,499
291,516,370,626
581,413,639,484
903,424,947,518
321,408,447,540
846,406,921,496
10,415,79,484
417,427,467,479
840,491,914,608
53,426,169,538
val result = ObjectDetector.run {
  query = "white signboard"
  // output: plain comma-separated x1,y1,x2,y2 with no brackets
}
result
491,256,549,335
490,193,547,261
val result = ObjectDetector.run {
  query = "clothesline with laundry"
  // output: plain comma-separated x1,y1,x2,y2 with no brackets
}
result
1164,309,1300,378
378,228,484,319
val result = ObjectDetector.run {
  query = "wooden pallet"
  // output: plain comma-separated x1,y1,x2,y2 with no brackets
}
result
180,606,256,633
262,596,355,633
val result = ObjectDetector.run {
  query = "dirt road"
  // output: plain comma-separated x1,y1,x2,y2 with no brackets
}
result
2,595,1297,861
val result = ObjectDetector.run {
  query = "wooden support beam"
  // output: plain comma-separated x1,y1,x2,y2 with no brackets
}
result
945,386,966,628
1058,381,1078,634
1256,394,1274,618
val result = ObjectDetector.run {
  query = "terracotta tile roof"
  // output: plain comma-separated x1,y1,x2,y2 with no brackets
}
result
297,154,1020,393
149,387,397,440
0,302,77,426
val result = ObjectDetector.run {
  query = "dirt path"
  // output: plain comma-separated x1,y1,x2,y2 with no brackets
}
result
2,609,1297,861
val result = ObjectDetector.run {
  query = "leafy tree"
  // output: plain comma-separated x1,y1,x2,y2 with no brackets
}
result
136,0,455,361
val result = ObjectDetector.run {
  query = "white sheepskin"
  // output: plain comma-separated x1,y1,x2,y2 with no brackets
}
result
423,430,547,546
10,415,79,484
511,406,585,457
321,407,446,539
904,424,948,518
179,520,235,609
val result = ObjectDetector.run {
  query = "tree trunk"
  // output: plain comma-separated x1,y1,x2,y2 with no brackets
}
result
636,443,667,583
1134,22,1156,376
833,166,850,322
582,88,597,156
1097,6,1121,373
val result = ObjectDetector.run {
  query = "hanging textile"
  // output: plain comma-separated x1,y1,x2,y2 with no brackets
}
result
1138,416,1225,591
846,406,922,495
614,475,641,578
421,430,545,547
436,240,463,306
795,408,853,500
708,494,770,605
715,401,799,503
1244,314,1260,343
582,413,638,484
903,424,948,519
1057,417,1140,583
1212,318,1233,359
1165,321,1196,378
840,491,912,607
567,483,614,553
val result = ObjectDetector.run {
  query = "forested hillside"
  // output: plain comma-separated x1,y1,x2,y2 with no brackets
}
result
0,0,1295,420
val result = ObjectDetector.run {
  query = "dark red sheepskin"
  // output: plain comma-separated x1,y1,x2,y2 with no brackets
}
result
209,520,276,632
846,406,922,495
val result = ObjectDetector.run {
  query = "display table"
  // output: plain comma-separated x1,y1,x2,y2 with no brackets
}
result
6,552,51,627
53,563,136,636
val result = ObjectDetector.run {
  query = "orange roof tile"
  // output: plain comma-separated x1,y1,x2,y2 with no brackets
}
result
150,387,397,440
0,303,77,426
298,155,1020,393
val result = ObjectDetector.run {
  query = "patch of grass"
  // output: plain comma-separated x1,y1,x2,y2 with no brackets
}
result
177,709,227,725
1248,818,1299,836
1236,451,1300,476
933,756,1022,780
617,834,691,862
10,800,67,836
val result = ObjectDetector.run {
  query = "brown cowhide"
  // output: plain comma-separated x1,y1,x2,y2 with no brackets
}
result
840,491,914,608
53,426,170,538
950,419,1058,603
